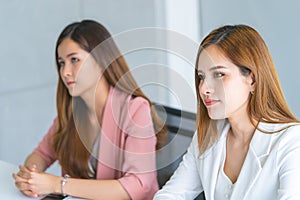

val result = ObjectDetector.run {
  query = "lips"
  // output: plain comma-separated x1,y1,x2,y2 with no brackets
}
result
67,81,75,86
204,99,220,106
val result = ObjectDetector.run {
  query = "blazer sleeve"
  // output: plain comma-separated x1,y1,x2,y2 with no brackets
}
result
117,97,158,200
154,133,203,200
277,125,300,199
33,118,57,168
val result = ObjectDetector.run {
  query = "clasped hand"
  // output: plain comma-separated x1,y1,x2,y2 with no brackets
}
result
12,165,61,197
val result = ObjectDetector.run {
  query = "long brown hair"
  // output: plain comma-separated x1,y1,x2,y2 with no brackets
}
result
195,24,299,153
53,20,166,178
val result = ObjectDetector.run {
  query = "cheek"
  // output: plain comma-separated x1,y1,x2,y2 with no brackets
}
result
73,68,80,79
215,81,225,98
223,84,250,111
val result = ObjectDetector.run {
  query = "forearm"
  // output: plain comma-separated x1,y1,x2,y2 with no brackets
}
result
62,178,130,200
24,152,48,172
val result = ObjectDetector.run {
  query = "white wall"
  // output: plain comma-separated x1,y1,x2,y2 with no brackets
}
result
164,0,200,113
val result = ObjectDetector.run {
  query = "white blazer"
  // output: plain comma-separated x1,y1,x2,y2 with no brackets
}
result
154,120,300,200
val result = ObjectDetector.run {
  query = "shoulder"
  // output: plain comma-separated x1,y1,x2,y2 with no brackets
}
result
129,96,150,113
110,87,150,110
116,90,152,127
122,96,154,137
256,122,300,145
259,123,300,160
277,123,300,147
272,124,300,172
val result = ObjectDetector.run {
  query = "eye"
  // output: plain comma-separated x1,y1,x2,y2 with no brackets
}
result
197,74,205,81
71,57,79,63
58,60,65,68
213,71,224,78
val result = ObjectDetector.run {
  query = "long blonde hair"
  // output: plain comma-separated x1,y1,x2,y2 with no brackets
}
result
53,20,166,178
195,24,299,153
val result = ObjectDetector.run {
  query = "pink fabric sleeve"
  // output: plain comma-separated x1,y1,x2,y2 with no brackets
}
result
118,97,158,200
33,119,58,168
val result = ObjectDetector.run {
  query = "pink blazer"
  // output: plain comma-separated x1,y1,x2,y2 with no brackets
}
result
34,86,159,200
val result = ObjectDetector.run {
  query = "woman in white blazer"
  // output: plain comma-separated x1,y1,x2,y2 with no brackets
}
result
154,24,300,200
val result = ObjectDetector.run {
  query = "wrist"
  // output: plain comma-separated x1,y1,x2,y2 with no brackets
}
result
54,176,63,194
60,174,70,196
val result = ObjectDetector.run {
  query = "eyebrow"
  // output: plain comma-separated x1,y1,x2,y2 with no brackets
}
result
197,65,227,73
58,52,78,60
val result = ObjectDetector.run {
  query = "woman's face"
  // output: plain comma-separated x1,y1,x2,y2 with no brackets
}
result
197,45,254,120
57,38,102,97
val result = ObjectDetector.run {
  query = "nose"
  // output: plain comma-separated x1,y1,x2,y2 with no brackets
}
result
61,63,72,78
199,79,214,96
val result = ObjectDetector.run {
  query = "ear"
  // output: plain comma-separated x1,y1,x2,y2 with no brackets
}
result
247,72,256,92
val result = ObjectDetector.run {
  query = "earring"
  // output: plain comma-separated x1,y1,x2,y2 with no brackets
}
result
250,90,254,95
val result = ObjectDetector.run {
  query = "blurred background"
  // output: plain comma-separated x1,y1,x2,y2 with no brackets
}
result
0,0,299,174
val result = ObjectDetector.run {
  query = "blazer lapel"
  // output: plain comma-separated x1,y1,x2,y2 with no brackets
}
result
230,123,274,199
97,86,126,179
230,146,262,200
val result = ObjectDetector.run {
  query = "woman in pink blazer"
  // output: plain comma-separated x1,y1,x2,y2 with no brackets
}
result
13,20,166,200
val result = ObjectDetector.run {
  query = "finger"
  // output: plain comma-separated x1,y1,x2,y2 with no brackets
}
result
15,181,31,192
29,171,39,179
13,173,29,183
23,190,38,198
12,173,17,180
19,165,31,173
18,185,38,198
30,164,37,172
18,167,30,179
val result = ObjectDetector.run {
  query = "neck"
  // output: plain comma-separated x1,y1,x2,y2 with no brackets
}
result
228,116,257,144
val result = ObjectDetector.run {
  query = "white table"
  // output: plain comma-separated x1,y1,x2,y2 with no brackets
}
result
0,160,38,199
0,160,84,200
